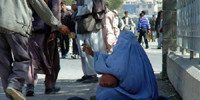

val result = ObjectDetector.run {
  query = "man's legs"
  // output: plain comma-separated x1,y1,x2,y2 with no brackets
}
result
0,34,13,99
71,38,79,59
0,33,30,100
138,32,143,44
143,31,149,49
81,30,105,83
26,33,49,96
76,34,98,83
59,33,66,58
157,33,163,49
44,36,60,94
64,35,69,56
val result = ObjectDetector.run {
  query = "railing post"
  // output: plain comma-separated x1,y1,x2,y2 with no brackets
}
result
190,51,194,60
199,51,200,64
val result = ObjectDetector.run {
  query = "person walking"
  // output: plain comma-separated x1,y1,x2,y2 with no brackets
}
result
113,10,125,38
150,15,157,42
59,1,72,58
122,11,135,31
137,13,151,49
26,0,68,96
102,3,117,54
0,0,70,100
156,11,163,49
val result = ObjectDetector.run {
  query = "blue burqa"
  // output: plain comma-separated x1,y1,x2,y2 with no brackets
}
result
94,31,159,100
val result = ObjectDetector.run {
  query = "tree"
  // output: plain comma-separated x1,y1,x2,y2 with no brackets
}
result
104,0,124,10
62,0,76,5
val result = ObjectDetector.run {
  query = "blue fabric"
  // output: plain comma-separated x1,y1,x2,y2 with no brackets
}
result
94,31,159,100
138,18,150,32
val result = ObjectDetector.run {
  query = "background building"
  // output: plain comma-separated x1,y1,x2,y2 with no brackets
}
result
121,0,162,17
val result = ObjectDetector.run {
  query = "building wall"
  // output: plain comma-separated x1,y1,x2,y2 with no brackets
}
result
136,3,158,15
122,0,162,16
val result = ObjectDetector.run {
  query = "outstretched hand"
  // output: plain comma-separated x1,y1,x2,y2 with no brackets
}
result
59,25,70,35
82,43,94,57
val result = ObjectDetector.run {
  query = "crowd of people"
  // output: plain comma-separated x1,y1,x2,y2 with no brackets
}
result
0,0,166,100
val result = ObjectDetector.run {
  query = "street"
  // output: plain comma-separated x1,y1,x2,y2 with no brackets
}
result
0,42,180,100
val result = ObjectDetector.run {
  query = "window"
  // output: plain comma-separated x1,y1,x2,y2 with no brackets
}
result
142,5,146,8
148,5,152,8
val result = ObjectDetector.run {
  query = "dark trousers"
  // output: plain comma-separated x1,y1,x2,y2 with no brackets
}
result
72,38,79,55
0,33,30,98
59,33,69,56
138,28,149,48
27,32,60,89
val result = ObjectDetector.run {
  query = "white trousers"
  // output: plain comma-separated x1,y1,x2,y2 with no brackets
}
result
77,29,105,75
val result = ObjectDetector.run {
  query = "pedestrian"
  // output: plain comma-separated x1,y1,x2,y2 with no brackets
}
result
141,11,151,42
137,13,150,49
0,0,70,100
26,0,68,97
156,11,163,49
150,15,157,42
113,10,125,38
75,0,105,83
102,3,117,54
122,11,135,32
59,1,72,58
82,31,159,100
70,4,79,59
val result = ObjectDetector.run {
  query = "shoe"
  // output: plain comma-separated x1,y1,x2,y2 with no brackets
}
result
145,46,149,49
82,76,98,83
45,87,60,94
65,53,69,57
90,96,96,100
157,47,161,49
6,87,26,100
26,84,34,97
76,75,90,82
61,55,66,59
71,55,77,59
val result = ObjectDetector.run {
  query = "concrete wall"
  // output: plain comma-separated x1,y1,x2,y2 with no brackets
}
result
162,0,177,78
167,52,200,100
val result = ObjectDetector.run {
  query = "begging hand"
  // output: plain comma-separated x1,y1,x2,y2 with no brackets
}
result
82,43,94,57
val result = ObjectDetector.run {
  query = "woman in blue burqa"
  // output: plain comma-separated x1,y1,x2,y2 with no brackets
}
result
82,31,165,100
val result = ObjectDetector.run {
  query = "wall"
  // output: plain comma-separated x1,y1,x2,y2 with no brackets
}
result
165,0,200,99
167,52,200,100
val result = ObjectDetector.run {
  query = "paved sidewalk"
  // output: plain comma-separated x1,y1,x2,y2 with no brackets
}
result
0,42,181,100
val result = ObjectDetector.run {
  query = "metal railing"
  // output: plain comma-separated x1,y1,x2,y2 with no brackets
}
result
177,0,200,61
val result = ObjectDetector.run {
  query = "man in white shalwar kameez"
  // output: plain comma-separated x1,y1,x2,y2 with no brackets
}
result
102,3,117,54
75,0,105,83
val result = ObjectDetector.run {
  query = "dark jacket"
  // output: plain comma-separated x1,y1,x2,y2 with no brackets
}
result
32,0,61,33
61,10,76,32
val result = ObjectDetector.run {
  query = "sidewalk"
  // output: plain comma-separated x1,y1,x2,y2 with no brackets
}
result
0,42,181,100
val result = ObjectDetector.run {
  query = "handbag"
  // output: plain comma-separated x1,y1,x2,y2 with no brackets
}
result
77,14,96,34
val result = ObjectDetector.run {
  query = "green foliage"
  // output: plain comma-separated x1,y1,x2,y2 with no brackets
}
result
61,0,124,10
62,0,76,5
104,0,124,10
